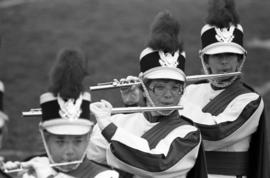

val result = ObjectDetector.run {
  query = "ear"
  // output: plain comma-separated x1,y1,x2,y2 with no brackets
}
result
142,91,146,98
237,54,245,62
88,126,94,137
203,55,209,64
236,54,246,71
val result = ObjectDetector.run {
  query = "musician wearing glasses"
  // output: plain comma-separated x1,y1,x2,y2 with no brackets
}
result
88,11,207,178
3,49,119,178
118,1,269,178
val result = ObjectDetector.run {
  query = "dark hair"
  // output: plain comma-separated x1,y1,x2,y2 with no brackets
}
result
48,48,88,100
43,129,91,137
203,53,244,63
143,79,185,96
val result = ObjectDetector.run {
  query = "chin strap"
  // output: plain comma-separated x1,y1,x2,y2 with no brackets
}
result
39,127,86,173
138,77,175,116
200,55,246,88
210,75,239,88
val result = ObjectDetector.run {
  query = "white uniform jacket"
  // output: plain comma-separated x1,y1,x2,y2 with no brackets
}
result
181,80,266,178
87,111,204,178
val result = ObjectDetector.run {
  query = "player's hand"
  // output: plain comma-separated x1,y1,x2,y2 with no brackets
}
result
118,76,141,106
90,100,112,130
21,157,57,178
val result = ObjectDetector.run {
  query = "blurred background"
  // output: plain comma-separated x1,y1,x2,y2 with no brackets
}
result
0,0,269,161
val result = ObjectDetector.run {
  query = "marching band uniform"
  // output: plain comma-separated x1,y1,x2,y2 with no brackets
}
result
88,11,207,178
26,154,117,178
181,80,267,178
88,111,205,178
181,0,270,177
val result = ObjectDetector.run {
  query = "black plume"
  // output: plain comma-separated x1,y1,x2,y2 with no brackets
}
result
48,48,88,100
147,11,183,53
206,0,240,28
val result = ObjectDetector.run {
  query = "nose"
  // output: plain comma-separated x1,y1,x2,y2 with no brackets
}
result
220,55,228,64
63,142,75,159
163,88,174,99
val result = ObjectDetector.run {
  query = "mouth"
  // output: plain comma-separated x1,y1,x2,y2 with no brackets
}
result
217,69,232,73
214,70,236,82
56,159,79,165
54,160,81,171
159,102,174,106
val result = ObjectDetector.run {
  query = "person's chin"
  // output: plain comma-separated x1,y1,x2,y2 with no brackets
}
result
216,76,235,83
158,104,175,115
159,110,173,115
57,164,78,172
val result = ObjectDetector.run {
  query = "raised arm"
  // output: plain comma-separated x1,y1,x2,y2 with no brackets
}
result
90,100,202,177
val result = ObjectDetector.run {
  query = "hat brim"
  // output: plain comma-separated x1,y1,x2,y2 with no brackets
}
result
143,67,186,82
41,119,94,135
201,42,246,55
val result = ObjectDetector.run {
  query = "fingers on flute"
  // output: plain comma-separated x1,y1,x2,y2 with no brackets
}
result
3,161,21,171
119,76,139,91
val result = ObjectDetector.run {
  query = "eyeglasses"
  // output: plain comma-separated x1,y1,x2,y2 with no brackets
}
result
148,84,183,96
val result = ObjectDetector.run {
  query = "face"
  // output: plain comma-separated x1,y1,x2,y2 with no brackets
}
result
205,53,242,74
121,86,145,106
146,79,183,115
45,133,90,170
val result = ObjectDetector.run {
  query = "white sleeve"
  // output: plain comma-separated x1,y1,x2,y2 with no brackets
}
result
182,93,264,150
94,170,119,178
103,123,201,177
87,124,108,165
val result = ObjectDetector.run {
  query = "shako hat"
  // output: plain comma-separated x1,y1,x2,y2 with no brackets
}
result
200,0,247,55
139,11,186,82
39,48,93,135
40,92,93,135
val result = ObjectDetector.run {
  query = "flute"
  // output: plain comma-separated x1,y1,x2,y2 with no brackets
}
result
90,72,241,91
22,105,184,117
4,160,82,173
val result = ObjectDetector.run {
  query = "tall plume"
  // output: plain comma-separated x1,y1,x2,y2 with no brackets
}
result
147,11,183,53
48,48,88,100
206,0,240,28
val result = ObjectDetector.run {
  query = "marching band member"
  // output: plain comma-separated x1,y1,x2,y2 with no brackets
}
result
3,48,119,178
88,11,207,178
180,0,270,177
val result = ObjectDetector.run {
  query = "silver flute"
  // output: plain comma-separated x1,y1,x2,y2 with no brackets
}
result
22,105,183,117
4,160,82,173
89,72,241,91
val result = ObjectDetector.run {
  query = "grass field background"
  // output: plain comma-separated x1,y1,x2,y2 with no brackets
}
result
0,0,269,160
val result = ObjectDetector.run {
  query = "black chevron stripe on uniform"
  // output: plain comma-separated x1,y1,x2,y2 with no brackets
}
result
197,81,261,141
105,119,200,172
